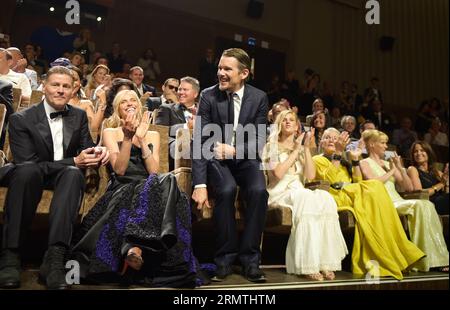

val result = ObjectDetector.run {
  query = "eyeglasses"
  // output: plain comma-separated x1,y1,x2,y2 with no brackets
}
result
167,85,179,92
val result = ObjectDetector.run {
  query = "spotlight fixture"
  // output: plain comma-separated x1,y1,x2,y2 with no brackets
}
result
49,6,55,12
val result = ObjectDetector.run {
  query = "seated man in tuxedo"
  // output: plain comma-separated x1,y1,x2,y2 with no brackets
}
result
0,66,109,290
192,48,269,283
0,79,13,148
156,76,199,169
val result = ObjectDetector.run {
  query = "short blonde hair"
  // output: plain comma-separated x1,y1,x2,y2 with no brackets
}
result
362,129,388,146
104,90,143,128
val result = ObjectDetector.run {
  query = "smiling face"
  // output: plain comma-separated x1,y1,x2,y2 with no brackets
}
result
412,143,429,165
178,81,198,107
117,92,140,120
313,112,326,129
129,68,144,86
94,67,108,85
162,79,180,99
44,73,74,110
217,56,249,93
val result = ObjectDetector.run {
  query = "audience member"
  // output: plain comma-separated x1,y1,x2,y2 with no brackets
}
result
361,130,449,272
192,48,268,283
0,66,109,289
263,110,347,281
72,89,208,287
408,141,449,215
137,48,160,83
198,48,218,91
313,128,424,280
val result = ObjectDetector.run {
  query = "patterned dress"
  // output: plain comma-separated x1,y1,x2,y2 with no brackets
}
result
71,144,210,287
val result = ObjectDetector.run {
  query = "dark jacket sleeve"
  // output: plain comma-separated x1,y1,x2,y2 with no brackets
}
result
155,104,172,126
8,113,40,163
192,91,213,186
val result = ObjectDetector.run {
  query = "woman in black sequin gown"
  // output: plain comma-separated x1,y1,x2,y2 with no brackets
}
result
71,90,210,287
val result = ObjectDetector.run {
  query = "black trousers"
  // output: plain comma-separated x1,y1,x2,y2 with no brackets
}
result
207,159,268,268
1,162,85,249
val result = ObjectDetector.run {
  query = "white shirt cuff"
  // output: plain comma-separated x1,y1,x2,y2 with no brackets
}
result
194,184,207,189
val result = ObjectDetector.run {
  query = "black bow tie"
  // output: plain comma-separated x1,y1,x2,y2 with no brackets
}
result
50,110,69,119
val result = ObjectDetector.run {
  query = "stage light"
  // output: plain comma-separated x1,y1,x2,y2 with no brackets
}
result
97,16,102,22
49,7,55,12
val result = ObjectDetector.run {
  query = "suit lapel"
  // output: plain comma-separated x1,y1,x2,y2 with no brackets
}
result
35,102,53,157
216,91,229,124
63,105,76,156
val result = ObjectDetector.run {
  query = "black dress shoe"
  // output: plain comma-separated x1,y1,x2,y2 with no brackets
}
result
39,245,70,290
0,249,21,289
242,265,266,283
211,265,233,282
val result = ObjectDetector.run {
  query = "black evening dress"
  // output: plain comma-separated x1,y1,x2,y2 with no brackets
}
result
71,144,211,287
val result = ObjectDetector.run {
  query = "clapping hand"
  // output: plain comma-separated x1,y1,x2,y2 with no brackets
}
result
335,131,350,154
391,153,404,169
135,111,151,142
121,111,138,140
348,147,362,161
388,158,398,173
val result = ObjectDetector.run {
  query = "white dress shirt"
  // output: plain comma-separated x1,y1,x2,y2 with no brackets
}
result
136,84,144,97
229,85,245,145
43,100,64,161
230,85,245,131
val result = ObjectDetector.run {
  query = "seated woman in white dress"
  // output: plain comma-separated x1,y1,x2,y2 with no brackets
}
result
360,129,449,272
262,110,348,281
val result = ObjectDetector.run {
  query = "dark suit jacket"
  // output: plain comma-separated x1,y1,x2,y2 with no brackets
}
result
0,79,14,148
0,102,95,180
192,84,269,186
143,84,158,97
155,103,188,145
146,97,162,112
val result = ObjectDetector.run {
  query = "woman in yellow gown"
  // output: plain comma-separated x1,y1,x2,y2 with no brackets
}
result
312,128,424,280
360,130,448,272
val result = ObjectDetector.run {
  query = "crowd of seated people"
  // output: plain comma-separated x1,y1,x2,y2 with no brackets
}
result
0,32,448,290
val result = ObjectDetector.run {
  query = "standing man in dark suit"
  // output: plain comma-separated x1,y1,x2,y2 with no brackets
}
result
192,48,268,283
0,66,109,289
156,76,199,169
0,79,13,148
